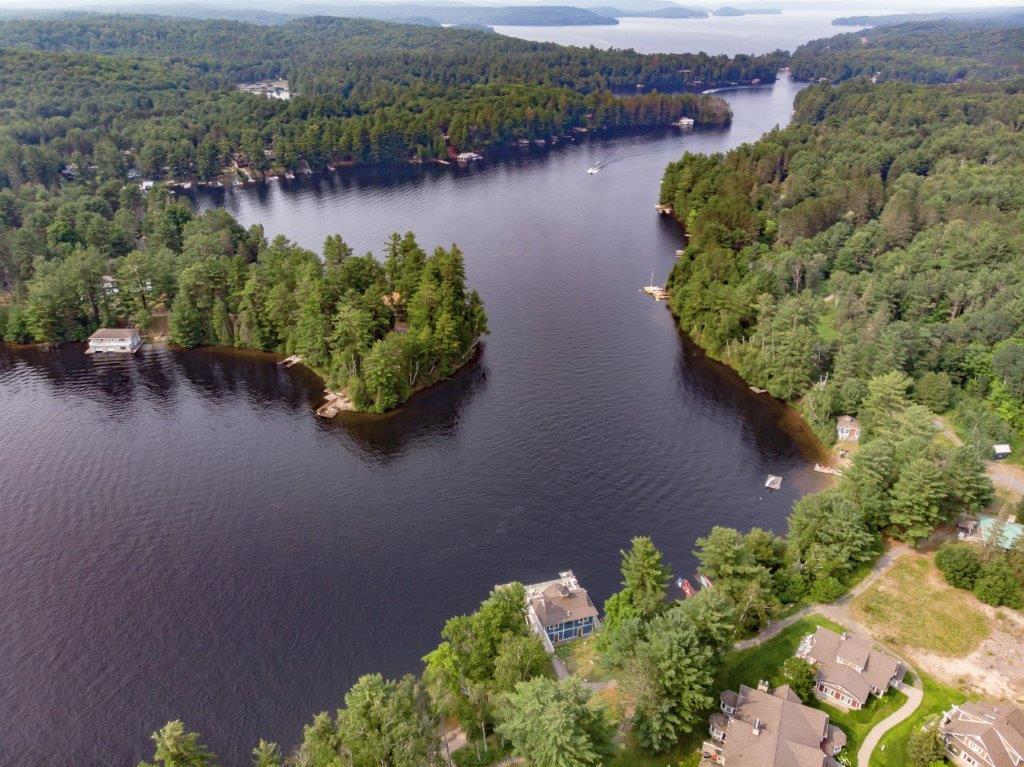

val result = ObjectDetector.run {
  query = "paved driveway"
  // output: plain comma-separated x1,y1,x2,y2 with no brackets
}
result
856,681,924,767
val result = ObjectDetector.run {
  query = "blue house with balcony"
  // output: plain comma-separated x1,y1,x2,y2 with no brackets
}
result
524,571,600,651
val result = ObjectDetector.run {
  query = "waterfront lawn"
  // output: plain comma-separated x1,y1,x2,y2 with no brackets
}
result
871,673,965,767
851,554,990,657
555,636,614,683
715,614,846,694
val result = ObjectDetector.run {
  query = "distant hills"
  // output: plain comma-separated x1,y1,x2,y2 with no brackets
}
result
300,3,621,26
834,6,1024,27
713,6,780,15
0,3,790,27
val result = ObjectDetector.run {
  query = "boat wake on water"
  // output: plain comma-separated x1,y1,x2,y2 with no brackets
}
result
586,138,695,175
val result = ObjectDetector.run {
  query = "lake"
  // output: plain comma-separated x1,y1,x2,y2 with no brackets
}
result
0,74,828,764
493,9,870,55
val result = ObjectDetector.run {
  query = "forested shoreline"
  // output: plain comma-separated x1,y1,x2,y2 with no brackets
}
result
660,77,1024,458
0,179,486,413
0,14,762,187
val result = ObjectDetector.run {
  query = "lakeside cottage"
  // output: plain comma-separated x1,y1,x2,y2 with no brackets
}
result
522,570,599,652
836,415,861,442
86,328,142,354
703,681,846,766
796,627,904,710
940,701,1024,767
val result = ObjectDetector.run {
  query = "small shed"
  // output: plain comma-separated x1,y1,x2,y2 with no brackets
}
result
994,444,1012,460
837,415,861,442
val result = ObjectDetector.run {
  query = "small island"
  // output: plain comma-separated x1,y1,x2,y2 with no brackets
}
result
167,219,488,415
713,6,782,17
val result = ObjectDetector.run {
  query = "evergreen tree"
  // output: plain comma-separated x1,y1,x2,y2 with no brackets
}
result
138,721,216,767
626,608,715,753
251,740,282,767
497,677,614,767
619,536,672,621
946,446,993,515
888,457,948,544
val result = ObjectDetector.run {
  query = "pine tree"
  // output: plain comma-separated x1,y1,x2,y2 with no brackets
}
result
496,677,614,767
620,536,672,620
947,445,994,515
889,457,947,544
137,721,216,767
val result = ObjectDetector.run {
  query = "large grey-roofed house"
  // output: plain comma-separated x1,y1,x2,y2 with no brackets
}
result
940,701,1024,767
703,681,846,766
796,627,904,710
523,571,599,652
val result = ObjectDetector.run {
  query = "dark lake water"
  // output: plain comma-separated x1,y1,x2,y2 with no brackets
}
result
0,74,829,765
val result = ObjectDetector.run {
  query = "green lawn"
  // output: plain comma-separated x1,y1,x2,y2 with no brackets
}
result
870,673,965,767
715,614,846,694
608,734,701,767
555,636,614,683
821,690,907,758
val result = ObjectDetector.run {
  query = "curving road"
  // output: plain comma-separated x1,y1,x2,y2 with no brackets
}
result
857,681,924,767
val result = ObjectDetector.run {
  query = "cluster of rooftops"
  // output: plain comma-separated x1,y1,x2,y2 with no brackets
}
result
515,575,1023,767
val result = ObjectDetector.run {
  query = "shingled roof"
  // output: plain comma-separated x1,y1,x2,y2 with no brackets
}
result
530,582,598,627
800,627,902,705
943,701,1024,767
718,684,844,767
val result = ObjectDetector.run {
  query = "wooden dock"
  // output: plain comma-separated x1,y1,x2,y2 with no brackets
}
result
654,203,673,215
279,354,303,368
316,389,354,418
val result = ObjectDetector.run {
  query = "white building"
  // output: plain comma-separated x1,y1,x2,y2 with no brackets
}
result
87,328,142,354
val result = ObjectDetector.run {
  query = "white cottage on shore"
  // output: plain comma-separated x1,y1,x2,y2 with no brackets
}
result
87,328,142,354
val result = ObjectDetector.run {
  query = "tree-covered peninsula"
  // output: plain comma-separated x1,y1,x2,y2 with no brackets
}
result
0,13,764,187
660,77,1024,454
790,19,1024,84
0,181,485,413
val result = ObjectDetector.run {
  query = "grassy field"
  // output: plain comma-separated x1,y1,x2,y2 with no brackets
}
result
851,554,990,656
870,673,965,767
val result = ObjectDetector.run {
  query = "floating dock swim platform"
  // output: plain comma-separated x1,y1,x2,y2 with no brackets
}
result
765,474,783,490
814,464,843,476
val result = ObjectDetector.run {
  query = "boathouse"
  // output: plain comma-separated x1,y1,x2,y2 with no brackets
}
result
837,415,861,442
87,328,142,354
523,571,599,651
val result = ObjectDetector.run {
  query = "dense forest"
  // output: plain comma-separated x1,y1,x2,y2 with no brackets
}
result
790,20,1024,84
661,77,1024,467
0,14,779,186
0,180,486,412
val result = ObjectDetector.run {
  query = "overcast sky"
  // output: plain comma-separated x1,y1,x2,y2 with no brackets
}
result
0,0,1020,10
